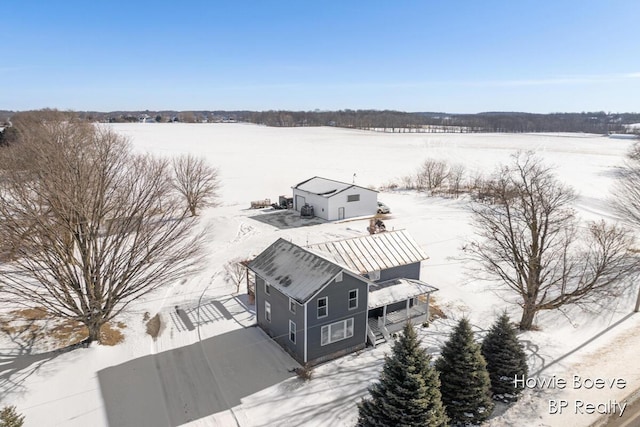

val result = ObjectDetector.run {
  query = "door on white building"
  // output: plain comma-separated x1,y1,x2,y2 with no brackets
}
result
338,207,345,220
295,195,305,211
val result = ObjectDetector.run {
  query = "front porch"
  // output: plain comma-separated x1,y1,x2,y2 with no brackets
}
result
366,278,438,346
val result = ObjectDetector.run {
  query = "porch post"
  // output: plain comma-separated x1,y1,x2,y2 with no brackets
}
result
406,298,410,321
382,305,387,327
426,294,431,320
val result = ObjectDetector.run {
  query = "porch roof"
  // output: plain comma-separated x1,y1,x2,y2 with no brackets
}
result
368,278,438,309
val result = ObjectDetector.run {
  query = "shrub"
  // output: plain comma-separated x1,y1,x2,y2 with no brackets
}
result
0,405,25,427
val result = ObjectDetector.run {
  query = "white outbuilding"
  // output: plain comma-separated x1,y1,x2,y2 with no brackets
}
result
292,176,378,221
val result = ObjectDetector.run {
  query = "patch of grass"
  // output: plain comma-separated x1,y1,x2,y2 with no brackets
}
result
50,320,87,346
10,307,49,321
50,321,125,346
145,313,161,340
294,364,313,382
1,309,126,347
429,299,447,321
99,322,125,346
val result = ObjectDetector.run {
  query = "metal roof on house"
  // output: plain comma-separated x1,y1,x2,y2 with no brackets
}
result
293,176,377,197
308,229,429,274
368,278,439,309
247,238,345,303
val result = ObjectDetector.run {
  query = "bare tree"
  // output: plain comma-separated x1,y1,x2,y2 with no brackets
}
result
172,154,220,216
466,152,639,330
400,174,415,190
447,163,466,197
0,111,206,343
615,141,640,225
224,259,248,294
416,159,450,193
614,141,640,311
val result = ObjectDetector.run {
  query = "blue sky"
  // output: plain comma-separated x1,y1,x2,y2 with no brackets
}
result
3,1,639,113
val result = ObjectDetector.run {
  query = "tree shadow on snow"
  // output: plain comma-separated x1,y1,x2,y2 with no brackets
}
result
0,320,87,396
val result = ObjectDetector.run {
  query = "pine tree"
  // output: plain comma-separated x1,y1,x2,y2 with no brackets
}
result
0,405,25,427
357,323,448,427
436,318,494,426
481,312,528,403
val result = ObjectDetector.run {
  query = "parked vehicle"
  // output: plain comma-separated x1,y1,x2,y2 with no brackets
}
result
377,201,390,214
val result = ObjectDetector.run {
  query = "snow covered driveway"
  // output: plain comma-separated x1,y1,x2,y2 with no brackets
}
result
98,327,298,427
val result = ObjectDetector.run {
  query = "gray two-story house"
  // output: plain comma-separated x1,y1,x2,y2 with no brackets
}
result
248,238,369,365
248,230,438,365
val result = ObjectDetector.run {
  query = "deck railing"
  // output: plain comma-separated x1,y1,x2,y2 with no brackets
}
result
381,305,428,327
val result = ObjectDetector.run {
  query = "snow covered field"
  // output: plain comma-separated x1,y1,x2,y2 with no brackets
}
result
1,123,639,427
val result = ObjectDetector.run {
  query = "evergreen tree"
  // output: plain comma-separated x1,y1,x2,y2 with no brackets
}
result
357,323,448,427
481,313,528,402
0,126,18,147
0,405,25,427
436,318,494,426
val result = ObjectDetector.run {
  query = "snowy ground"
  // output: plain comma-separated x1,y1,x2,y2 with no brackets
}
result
1,123,638,427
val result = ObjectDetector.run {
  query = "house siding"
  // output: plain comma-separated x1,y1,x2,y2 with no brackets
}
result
256,276,306,363
305,273,368,364
378,262,421,282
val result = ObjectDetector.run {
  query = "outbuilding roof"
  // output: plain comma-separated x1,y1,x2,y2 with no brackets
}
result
368,278,438,309
247,238,346,303
293,176,377,198
308,229,429,274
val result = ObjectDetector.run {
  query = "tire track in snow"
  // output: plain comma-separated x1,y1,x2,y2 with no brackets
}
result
231,222,256,244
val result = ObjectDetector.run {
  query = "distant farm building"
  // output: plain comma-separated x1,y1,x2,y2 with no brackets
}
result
292,176,378,221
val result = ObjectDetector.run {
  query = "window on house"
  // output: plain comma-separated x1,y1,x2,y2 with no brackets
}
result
321,318,354,346
265,301,271,322
289,297,296,314
289,320,296,343
368,270,381,281
335,272,343,282
348,289,358,310
317,297,328,318
265,281,271,295
347,194,360,202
